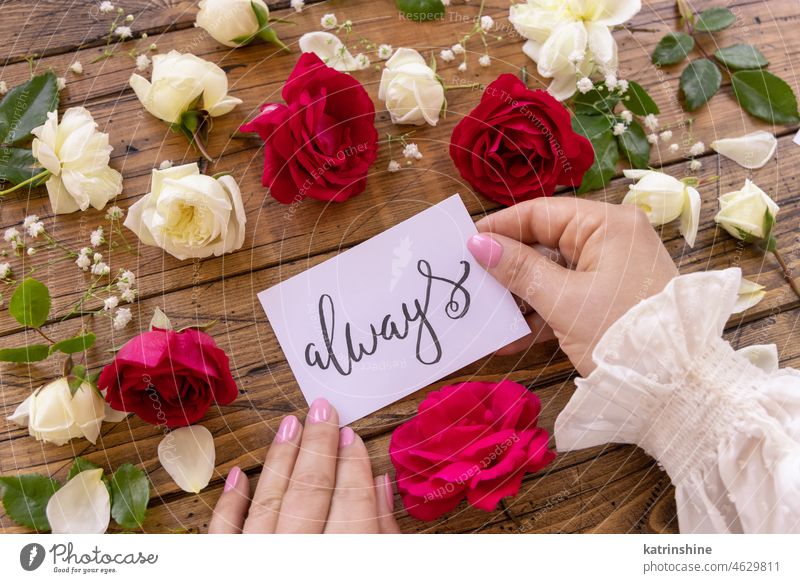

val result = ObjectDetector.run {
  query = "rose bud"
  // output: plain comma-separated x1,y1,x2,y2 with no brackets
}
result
378,48,445,127
715,179,780,242
195,0,286,49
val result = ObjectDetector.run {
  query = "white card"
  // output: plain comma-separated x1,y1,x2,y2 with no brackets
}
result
258,194,530,425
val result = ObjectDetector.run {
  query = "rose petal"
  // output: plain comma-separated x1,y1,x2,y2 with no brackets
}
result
158,425,215,493
732,277,766,314
679,185,702,248
711,131,777,170
46,469,110,534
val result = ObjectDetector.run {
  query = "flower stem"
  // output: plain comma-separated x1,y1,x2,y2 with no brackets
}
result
772,248,800,302
0,169,50,196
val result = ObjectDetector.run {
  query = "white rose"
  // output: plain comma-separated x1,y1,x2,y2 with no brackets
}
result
509,0,572,44
298,31,358,72
30,107,122,215
715,179,779,241
124,162,246,260
196,0,267,47
7,378,105,446
129,51,242,124
378,48,445,127
622,169,701,247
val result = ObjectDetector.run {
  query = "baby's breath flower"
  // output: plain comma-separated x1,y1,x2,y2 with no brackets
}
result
27,221,45,238
290,0,305,12
93,252,103,263
480,15,494,31
121,287,137,303
76,253,92,271
689,159,702,171
0,262,11,279
402,143,422,160
105,205,124,220
26,247,37,256
321,13,337,30
355,53,370,70
620,110,633,124
149,43,157,51
576,77,593,94
0,81,7,95
377,44,393,60
92,261,110,276
457,62,467,72
125,14,134,22
604,73,618,91
23,215,39,228
90,227,105,248
135,54,151,72
118,269,136,287
141,32,148,40
387,160,401,172
612,123,626,136
479,54,491,67
643,113,659,131
451,43,464,55
617,79,629,93
660,130,673,142
440,49,455,62
57,77,67,91
3,227,18,242
114,26,132,39
647,133,658,144
99,1,114,14
669,143,679,153
689,141,705,157
112,307,132,330
70,61,83,75
158,159,173,170
103,296,119,311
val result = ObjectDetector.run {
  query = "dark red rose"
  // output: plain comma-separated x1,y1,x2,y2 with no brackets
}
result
99,328,238,427
449,74,594,206
240,52,378,204
390,380,555,521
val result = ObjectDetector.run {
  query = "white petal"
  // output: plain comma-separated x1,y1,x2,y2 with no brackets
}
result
537,21,587,79
299,31,358,71
103,402,129,423
736,344,778,373
586,22,617,70
732,277,766,314
7,395,32,428
592,0,642,26
46,469,110,534
546,73,579,101
711,131,777,169
622,168,652,180
158,426,215,493
522,39,543,63
679,186,702,247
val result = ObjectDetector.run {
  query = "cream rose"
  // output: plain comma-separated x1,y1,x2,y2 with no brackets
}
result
298,31,360,72
30,107,122,215
715,179,779,241
124,162,246,260
378,48,445,127
7,378,106,446
129,51,242,124
196,0,267,47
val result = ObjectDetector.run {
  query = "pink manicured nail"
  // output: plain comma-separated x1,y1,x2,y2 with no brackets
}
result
224,466,241,493
308,398,332,424
382,474,394,509
276,415,299,443
467,234,503,268
339,427,355,448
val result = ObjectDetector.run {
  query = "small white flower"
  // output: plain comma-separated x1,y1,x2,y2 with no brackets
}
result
103,296,119,311
440,49,455,62
457,62,467,72
23,215,39,228
660,130,673,142
451,43,464,55
321,13,337,30
576,77,593,94
114,26,132,39
121,288,137,303
90,227,105,248
355,53,370,70
378,44,393,60
105,205,124,220
0,262,11,279
125,14,134,22
135,54,151,72
76,254,91,271
669,143,679,153
689,159,702,171
617,79,629,93
643,114,659,132
119,269,135,286
647,133,658,144
387,160,401,173
402,143,423,160
57,77,66,91
70,61,83,75
112,307,132,330
479,54,491,67
149,43,157,51
93,252,103,263
27,247,36,256
689,141,705,157
27,221,45,238
158,160,173,170
99,1,114,14
480,15,494,31
612,123,626,136
3,227,19,242
141,33,148,40
604,73,618,90
92,261,110,276
0,81,7,95
290,0,305,12
620,110,633,124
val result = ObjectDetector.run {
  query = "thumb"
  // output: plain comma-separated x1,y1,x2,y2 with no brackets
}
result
467,233,575,319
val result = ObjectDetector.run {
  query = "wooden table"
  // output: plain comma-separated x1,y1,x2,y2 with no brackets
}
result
1,0,798,534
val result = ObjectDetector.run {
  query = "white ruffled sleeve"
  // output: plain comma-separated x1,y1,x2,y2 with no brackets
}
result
554,268,800,533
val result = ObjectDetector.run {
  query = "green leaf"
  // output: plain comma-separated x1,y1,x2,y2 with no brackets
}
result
574,86,620,115
150,307,172,331
760,209,777,252
577,130,619,195
110,464,150,530
49,333,96,355
624,81,660,116
0,147,39,186
67,363,87,394
0,344,50,362
680,58,722,111
257,27,289,52
0,72,59,146
0,474,61,531
731,70,800,125
714,44,769,70
396,0,445,22
616,120,651,169
67,457,102,482
250,0,268,27
652,32,695,66
572,114,612,141
9,278,51,328
694,7,736,32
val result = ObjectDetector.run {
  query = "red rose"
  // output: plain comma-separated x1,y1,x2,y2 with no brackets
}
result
240,52,378,204
390,380,555,521
98,328,238,428
449,74,594,206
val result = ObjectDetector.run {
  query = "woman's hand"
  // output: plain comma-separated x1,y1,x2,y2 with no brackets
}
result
468,197,678,377
209,398,400,533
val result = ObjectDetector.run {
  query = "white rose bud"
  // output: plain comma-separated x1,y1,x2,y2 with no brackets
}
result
714,179,779,242
622,169,701,247
31,107,122,215
378,48,445,127
196,0,268,47
7,378,105,446
129,50,242,124
124,163,246,260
